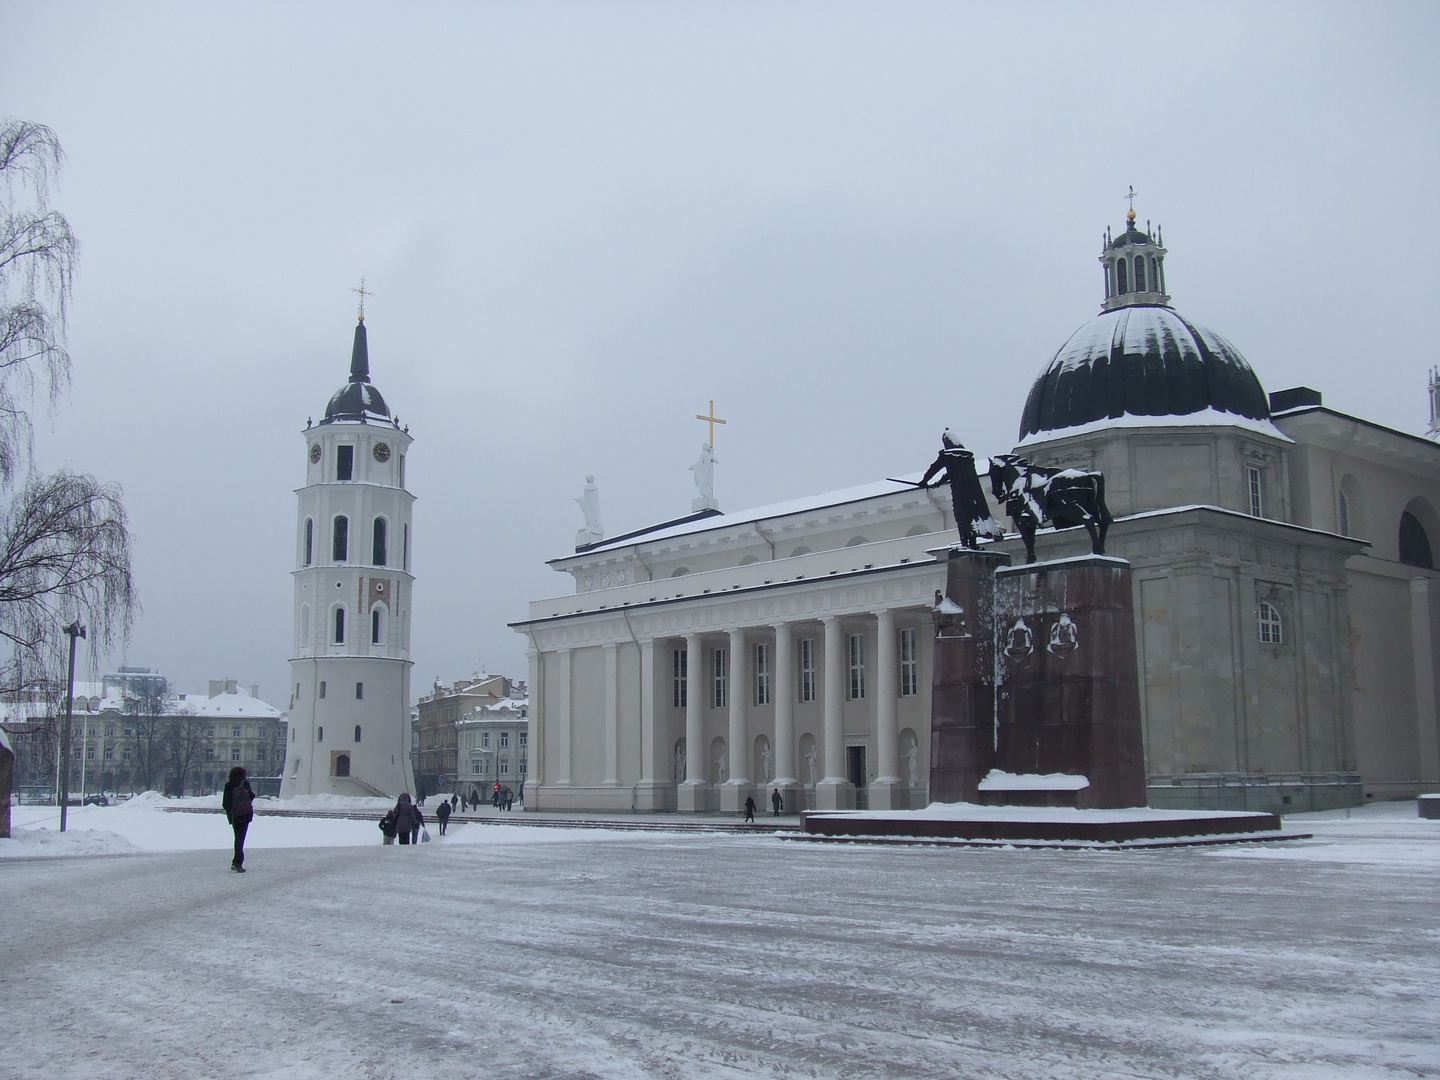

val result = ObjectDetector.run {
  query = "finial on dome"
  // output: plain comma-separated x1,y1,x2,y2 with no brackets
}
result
350,277,374,323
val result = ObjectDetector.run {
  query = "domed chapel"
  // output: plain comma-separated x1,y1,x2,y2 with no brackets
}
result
513,206,1440,815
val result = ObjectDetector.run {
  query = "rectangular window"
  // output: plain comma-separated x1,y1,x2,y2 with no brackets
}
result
233,726,241,738
848,633,866,700
336,444,354,481
333,516,349,562
900,627,918,697
481,731,489,749
123,748,131,761
403,524,409,570
1247,466,1263,518
231,747,241,761
500,731,509,748
672,649,688,709
104,747,113,760
86,746,94,760
256,747,266,761
800,639,816,703
500,760,509,775
355,682,363,700
519,732,527,748
754,643,770,706
319,681,326,699
712,648,728,709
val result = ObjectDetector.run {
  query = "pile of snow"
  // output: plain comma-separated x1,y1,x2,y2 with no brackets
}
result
977,770,1090,791
1,825,139,857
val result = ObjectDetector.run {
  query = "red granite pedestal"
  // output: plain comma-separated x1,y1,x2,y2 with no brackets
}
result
928,548,1008,805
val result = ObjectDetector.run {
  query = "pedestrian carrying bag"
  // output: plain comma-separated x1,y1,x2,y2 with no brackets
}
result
421,828,432,843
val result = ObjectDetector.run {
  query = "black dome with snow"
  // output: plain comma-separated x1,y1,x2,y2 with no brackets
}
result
1018,305,1270,441
322,319,391,424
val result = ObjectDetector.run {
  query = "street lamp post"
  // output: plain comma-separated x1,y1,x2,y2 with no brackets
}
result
58,621,86,832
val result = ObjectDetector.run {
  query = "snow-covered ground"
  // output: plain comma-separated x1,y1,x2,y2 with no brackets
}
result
0,800,1436,1078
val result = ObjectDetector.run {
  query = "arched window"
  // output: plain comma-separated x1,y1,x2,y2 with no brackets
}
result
354,725,362,743
1149,256,1158,292
1157,258,1165,293
1134,254,1146,292
671,566,690,578
355,682,363,700
402,523,409,570
790,546,812,558
332,516,349,562
1116,258,1128,294
1400,511,1434,569
335,753,350,777
1338,491,1351,537
333,606,346,644
1103,265,1111,298
373,518,387,566
304,519,313,566
1258,601,1283,645
300,604,310,646
372,608,382,644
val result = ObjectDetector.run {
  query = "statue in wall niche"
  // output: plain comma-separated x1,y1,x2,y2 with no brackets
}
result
675,742,686,783
760,743,772,783
988,454,1112,563
574,475,603,548
917,430,1005,549
905,738,919,787
716,746,728,783
804,747,817,786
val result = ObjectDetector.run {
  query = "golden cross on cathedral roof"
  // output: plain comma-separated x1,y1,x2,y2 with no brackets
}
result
351,277,374,321
696,399,726,448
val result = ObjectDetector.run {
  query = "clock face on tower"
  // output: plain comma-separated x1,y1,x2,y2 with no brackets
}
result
309,443,321,464
373,442,391,462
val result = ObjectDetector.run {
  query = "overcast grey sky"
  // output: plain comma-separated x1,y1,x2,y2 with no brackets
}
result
1,2,1435,703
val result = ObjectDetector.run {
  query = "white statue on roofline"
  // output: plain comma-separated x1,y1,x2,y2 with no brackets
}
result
575,475,603,548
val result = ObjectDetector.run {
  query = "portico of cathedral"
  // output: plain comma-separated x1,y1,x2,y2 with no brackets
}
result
514,205,1440,815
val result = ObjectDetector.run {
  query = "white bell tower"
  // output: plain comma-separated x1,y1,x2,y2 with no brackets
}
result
281,312,416,798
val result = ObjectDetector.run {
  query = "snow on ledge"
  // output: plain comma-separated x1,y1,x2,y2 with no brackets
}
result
1015,407,1293,448
978,770,1089,791
807,802,1275,824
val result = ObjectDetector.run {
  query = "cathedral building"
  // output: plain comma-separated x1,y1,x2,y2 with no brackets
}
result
281,316,416,798
513,208,1440,814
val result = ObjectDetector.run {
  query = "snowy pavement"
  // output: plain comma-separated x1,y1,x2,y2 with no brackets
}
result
0,802,1437,1079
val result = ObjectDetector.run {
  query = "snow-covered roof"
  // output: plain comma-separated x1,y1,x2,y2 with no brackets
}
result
1015,407,1291,448
556,472,929,561
177,688,283,719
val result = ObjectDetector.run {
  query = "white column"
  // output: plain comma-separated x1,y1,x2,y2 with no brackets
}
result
555,647,573,787
870,609,904,810
526,644,541,795
773,622,796,786
816,614,854,809
721,627,750,811
603,643,619,785
633,637,668,811
678,633,706,812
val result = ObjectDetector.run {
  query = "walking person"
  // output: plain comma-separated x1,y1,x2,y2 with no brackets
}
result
222,766,255,872
744,794,757,823
379,808,398,845
771,788,783,816
392,792,420,846
436,798,451,836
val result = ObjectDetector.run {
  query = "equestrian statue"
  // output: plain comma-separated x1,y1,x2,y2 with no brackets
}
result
988,453,1112,564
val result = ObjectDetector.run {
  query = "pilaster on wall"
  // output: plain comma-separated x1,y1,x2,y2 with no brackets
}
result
1411,576,1440,784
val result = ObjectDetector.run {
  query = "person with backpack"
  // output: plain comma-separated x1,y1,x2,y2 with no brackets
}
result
222,766,255,872
435,798,451,836
392,792,420,846
379,809,398,844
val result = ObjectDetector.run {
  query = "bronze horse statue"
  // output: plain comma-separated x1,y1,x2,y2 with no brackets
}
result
988,454,1112,563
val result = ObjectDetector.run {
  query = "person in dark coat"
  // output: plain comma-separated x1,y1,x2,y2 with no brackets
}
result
222,766,255,872
450,793,458,812
744,794,757,823
771,788,783,816
392,792,420,845
435,798,451,835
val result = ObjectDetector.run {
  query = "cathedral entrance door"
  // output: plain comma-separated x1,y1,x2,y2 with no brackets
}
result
847,745,867,809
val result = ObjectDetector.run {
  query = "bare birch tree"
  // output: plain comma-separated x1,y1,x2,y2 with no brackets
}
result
0,119,134,692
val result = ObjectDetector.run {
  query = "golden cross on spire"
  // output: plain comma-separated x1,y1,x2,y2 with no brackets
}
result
351,277,374,321
695,399,726,447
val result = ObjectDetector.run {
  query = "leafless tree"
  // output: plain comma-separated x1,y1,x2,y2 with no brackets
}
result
0,119,134,692
122,677,168,793
164,706,207,796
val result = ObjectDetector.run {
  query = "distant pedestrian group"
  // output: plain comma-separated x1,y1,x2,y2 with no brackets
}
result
380,792,426,845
